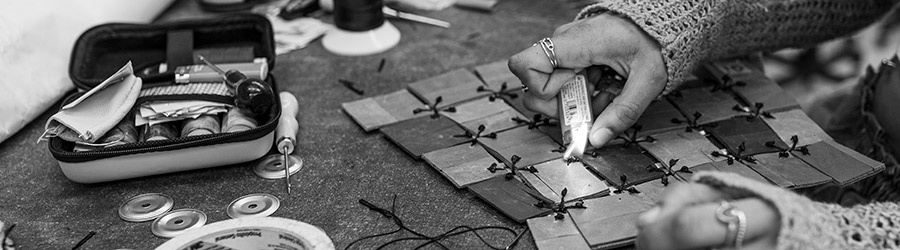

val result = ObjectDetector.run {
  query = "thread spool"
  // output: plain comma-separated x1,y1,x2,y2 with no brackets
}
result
322,0,400,56
155,217,334,250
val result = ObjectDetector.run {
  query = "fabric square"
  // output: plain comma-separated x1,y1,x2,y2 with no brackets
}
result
422,143,503,188
474,59,524,91
341,89,428,131
380,115,470,158
679,160,770,184
746,153,831,189
638,130,719,169
667,86,743,125
468,175,553,223
568,193,655,249
444,97,524,134
732,76,801,113
520,160,609,202
634,99,685,137
794,140,885,186
764,109,832,146
372,89,430,121
527,215,591,250
579,143,661,187
706,116,788,156
488,136,562,168
407,68,486,106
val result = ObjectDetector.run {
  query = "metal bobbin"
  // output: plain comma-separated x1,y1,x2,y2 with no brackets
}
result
151,209,207,238
118,193,174,222
253,154,303,179
226,193,281,219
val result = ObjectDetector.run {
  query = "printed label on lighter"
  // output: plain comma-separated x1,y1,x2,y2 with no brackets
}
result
561,75,590,127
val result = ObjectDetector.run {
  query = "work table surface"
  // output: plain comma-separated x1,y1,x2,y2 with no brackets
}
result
0,0,579,249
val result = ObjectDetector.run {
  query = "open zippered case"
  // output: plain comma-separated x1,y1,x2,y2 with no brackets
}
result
48,14,282,183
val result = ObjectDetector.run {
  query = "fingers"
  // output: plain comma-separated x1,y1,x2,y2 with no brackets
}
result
636,198,780,250
522,91,558,119
588,53,666,147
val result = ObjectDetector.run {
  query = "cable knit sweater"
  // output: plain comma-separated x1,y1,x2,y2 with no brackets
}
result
574,1,900,248
577,0,899,95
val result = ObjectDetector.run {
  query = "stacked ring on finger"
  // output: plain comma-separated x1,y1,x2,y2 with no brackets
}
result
537,37,559,69
715,200,747,249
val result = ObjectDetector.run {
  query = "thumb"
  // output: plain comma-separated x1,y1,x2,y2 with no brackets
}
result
589,54,666,147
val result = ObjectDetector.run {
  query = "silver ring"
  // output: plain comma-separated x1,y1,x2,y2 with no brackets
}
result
715,200,746,249
521,86,529,92
537,37,558,69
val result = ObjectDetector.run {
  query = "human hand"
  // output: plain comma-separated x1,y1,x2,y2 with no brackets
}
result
635,183,780,250
508,14,667,147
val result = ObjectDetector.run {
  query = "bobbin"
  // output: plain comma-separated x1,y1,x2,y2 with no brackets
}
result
151,209,207,238
226,193,280,219
118,193,174,222
253,154,303,179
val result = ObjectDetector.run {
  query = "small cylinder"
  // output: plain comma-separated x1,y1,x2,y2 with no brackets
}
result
143,122,179,141
222,107,258,133
181,115,222,137
97,112,139,146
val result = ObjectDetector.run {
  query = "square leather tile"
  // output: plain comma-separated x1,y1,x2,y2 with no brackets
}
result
468,175,553,223
639,130,719,169
520,160,609,202
746,153,832,189
568,193,655,249
380,115,470,158
423,143,503,188
706,116,787,156
794,140,885,186
407,68,486,106
579,143,661,187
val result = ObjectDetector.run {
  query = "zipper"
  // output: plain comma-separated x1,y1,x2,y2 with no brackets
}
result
49,116,277,163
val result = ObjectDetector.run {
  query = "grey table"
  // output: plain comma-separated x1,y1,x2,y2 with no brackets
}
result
0,0,579,249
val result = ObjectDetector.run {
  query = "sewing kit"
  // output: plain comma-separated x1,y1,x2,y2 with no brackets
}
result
342,58,886,249
44,14,283,183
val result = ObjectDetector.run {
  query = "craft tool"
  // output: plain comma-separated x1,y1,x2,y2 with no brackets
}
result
254,92,304,193
174,61,267,84
382,6,451,28
197,55,275,119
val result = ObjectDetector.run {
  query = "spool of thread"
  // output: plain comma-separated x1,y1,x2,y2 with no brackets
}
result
221,107,258,133
333,0,384,31
97,112,139,146
181,115,222,137
143,122,179,141
321,0,400,56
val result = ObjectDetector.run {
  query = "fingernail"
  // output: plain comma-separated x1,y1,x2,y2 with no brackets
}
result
590,128,614,147
637,206,661,227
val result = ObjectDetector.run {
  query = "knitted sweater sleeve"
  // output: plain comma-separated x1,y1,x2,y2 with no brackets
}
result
692,171,900,249
576,0,899,94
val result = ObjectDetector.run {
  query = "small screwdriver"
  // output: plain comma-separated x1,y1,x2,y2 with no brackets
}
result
198,55,275,120
276,92,301,194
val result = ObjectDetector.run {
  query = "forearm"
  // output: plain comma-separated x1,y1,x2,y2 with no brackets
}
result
577,0,899,94
694,172,900,250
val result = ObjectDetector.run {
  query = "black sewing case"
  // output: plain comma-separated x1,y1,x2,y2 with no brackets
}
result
48,14,282,183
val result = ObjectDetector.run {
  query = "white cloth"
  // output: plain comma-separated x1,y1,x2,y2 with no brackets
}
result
0,0,173,144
